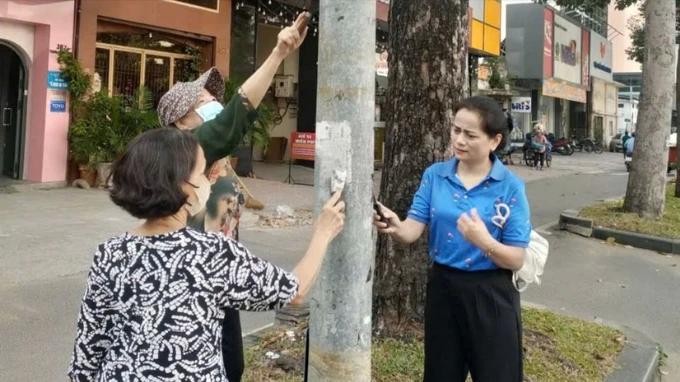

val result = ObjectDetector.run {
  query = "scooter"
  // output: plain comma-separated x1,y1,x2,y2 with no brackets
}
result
549,134,574,156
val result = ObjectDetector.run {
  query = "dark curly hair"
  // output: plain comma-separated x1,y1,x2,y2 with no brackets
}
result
453,96,508,149
110,128,199,219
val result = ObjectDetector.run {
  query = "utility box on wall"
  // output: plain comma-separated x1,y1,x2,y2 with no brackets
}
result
275,75,294,98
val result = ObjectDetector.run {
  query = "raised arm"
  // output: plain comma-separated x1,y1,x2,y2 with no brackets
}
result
240,12,309,109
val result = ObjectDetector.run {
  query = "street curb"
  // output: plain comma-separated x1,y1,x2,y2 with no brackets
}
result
0,181,67,193
559,210,680,255
605,326,660,382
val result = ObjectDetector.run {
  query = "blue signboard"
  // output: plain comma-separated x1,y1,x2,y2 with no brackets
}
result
50,100,67,112
47,71,68,90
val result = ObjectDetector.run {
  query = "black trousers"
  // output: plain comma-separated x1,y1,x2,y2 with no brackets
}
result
424,263,522,382
222,308,244,382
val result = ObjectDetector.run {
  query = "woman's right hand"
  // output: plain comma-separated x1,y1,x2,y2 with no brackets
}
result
372,201,401,234
314,191,345,241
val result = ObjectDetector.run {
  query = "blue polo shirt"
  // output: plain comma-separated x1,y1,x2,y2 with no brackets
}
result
407,157,532,271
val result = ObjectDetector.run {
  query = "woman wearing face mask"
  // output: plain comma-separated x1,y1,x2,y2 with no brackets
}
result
155,13,310,381
373,97,531,381
68,128,344,382
157,12,310,181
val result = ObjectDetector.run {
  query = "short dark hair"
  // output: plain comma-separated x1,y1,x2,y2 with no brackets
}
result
110,128,199,219
453,96,508,148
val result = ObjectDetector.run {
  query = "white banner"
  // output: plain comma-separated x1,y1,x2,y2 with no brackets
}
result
553,14,582,85
590,32,613,81
511,97,532,113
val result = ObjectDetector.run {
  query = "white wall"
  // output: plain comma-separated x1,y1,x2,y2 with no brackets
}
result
0,20,34,62
617,99,638,133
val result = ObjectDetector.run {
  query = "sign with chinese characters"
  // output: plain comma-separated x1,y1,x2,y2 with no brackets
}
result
511,97,532,113
47,71,68,90
290,132,315,161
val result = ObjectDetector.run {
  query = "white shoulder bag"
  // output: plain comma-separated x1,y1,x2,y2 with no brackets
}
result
492,203,549,292
512,230,549,292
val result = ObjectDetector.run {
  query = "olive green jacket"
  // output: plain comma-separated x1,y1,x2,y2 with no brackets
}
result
193,94,258,165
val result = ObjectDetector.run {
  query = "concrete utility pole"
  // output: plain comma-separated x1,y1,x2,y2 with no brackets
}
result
308,1,375,381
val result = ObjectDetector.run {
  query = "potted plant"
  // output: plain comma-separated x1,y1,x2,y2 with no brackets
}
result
70,89,159,188
68,120,99,186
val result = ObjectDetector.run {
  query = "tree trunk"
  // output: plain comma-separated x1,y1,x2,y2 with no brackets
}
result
373,0,469,331
624,0,676,217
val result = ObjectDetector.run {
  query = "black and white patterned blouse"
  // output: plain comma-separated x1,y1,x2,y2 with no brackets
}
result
68,227,299,381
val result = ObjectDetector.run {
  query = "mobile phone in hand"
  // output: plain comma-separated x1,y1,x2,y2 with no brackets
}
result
372,195,387,222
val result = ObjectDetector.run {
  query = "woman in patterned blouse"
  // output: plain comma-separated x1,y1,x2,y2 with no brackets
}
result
68,128,345,381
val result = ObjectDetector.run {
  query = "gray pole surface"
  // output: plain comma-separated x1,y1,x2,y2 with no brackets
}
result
308,1,376,380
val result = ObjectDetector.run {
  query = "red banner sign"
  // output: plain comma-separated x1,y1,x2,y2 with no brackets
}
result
290,132,316,161
581,28,590,89
543,8,554,79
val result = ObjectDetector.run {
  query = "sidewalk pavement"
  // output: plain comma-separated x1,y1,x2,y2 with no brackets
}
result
250,151,628,190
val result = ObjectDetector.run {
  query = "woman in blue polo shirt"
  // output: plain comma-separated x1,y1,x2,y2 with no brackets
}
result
374,96,531,381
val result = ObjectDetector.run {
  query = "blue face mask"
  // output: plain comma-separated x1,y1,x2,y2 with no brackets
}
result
195,101,224,122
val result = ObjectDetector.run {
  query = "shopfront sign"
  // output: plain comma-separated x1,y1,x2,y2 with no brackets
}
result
376,51,388,77
543,8,554,79
290,132,315,161
50,100,67,112
590,32,613,82
553,14,582,85
47,71,68,90
542,78,586,103
581,29,590,89
511,97,532,113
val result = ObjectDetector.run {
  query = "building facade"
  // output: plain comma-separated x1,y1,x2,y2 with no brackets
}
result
76,0,233,107
506,4,588,139
0,0,75,183
506,3,620,145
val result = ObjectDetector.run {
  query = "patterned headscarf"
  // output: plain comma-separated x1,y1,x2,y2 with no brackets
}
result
157,67,226,127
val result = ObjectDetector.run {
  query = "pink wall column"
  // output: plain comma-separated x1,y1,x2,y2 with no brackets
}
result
0,0,75,182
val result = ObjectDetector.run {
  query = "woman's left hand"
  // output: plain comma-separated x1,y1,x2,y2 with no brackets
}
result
457,208,493,249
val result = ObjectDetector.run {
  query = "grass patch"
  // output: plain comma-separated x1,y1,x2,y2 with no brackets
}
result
243,307,624,381
580,184,680,239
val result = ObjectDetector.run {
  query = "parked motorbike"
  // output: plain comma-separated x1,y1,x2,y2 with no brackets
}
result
571,136,603,154
549,134,574,156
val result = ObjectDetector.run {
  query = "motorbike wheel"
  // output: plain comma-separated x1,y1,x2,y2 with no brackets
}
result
584,143,593,153
566,145,575,155
593,144,603,154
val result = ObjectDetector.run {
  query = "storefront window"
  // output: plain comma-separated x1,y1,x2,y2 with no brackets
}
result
113,51,142,100
145,55,171,106
95,48,110,90
95,44,195,107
